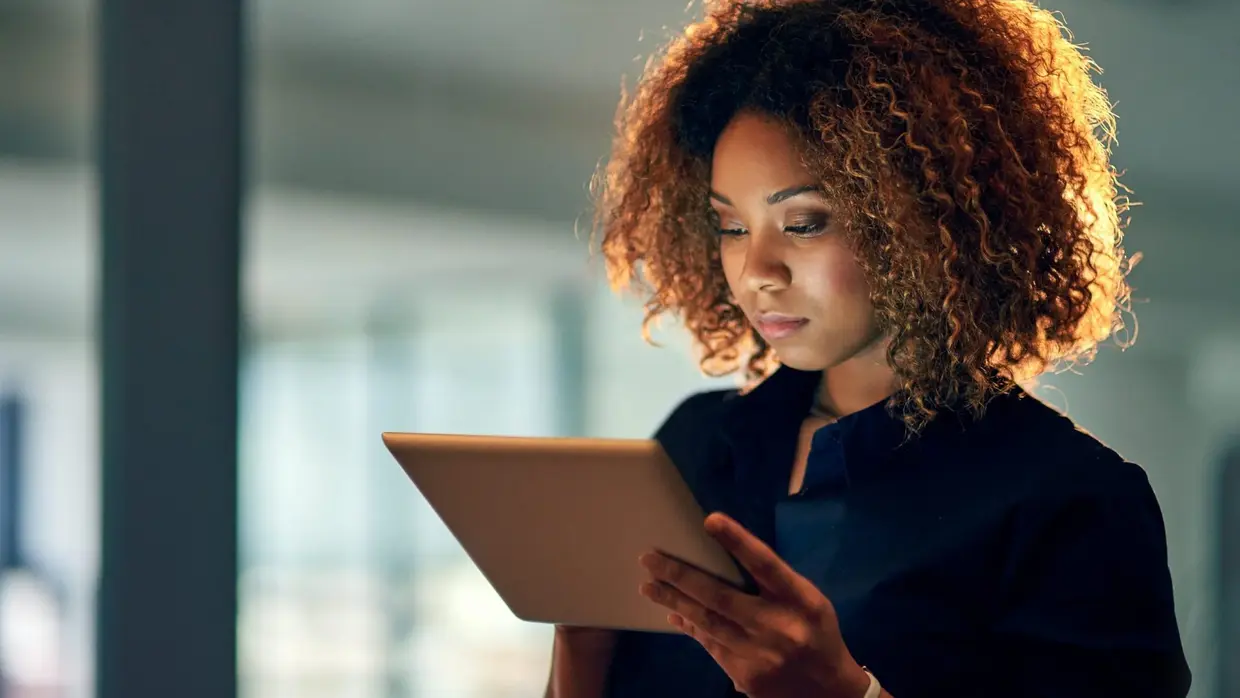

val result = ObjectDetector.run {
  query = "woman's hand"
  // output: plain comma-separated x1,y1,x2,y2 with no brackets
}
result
638,512,873,698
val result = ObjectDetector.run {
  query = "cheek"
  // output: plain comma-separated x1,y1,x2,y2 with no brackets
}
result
800,247,872,304
719,241,745,292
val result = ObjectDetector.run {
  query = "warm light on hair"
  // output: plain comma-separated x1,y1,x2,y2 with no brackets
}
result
594,0,1135,431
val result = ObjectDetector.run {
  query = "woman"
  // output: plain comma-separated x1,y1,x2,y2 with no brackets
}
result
547,1,1190,696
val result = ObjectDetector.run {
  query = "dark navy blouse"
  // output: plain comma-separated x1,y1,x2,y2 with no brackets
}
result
603,367,1190,698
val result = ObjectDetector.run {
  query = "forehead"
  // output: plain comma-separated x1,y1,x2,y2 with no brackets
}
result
710,112,814,195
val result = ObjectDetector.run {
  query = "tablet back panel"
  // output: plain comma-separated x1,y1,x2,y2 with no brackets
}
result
382,433,744,633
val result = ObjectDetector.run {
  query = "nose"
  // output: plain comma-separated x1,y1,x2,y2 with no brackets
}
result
741,230,791,293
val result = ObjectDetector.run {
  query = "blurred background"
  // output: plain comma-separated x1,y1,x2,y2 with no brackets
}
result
0,0,1236,696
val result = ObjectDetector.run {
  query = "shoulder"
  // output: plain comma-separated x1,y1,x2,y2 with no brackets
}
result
652,389,737,442
984,393,1176,598
959,391,1176,580
985,402,1190,693
979,390,1158,506
649,389,737,482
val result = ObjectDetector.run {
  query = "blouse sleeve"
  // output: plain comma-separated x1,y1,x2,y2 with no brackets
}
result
992,459,1192,697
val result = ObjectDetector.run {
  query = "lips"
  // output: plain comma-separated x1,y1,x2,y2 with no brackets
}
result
753,313,809,340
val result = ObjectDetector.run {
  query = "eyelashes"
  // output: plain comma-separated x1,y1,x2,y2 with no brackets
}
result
784,222,824,236
713,216,831,239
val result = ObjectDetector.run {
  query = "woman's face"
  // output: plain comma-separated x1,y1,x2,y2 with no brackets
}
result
710,111,886,373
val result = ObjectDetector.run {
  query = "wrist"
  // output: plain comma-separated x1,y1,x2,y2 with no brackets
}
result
823,658,874,698
554,626,618,654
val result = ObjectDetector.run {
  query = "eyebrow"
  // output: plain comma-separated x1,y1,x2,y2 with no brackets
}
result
709,185,824,207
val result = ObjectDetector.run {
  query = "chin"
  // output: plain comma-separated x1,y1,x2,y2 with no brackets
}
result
768,343,837,372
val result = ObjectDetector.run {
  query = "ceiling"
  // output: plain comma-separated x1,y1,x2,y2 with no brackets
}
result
257,0,1240,205
3,0,1237,206
0,0,1236,340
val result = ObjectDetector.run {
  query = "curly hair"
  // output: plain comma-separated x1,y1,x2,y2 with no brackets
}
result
594,0,1134,432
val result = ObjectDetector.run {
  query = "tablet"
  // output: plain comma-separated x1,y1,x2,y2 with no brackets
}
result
382,432,747,633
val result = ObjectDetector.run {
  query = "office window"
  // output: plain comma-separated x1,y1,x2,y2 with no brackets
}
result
238,291,561,698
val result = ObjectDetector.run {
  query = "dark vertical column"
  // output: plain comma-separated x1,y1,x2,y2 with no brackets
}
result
0,391,23,698
550,285,589,437
0,392,22,571
95,1,244,697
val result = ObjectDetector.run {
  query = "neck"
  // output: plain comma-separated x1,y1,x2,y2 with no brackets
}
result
816,339,897,418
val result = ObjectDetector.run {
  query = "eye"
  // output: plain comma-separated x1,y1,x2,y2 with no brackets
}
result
784,215,831,238
708,211,747,237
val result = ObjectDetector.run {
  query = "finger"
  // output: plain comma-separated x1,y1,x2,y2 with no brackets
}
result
640,552,762,623
670,613,735,665
704,513,816,602
640,581,749,648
